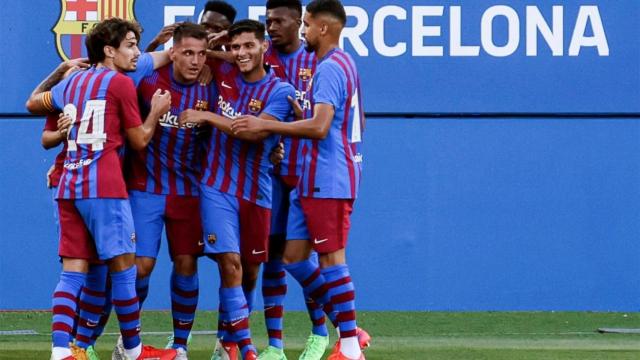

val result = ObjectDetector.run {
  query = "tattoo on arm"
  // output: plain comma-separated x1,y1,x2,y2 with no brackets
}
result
31,65,67,96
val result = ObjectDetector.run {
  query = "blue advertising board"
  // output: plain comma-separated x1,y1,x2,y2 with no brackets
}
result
1,0,638,114
2,117,640,311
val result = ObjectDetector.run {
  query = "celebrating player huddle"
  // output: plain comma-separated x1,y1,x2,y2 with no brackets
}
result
25,1,365,360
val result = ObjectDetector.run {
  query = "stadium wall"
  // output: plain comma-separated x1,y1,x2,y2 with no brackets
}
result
1,1,639,311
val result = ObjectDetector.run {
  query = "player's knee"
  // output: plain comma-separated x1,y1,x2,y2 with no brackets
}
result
242,263,260,287
135,257,156,278
217,254,242,280
173,255,197,276
282,239,313,264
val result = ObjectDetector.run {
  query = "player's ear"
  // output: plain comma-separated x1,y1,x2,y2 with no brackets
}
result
169,46,176,61
103,45,116,59
320,22,329,36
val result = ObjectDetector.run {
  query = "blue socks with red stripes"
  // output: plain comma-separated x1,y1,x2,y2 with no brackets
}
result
111,266,142,358
262,259,287,349
170,272,198,350
75,264,109,348
51,271,86,359
220,286,256,358
322,264,361,359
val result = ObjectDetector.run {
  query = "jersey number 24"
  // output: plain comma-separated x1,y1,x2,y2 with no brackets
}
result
64,101,108,152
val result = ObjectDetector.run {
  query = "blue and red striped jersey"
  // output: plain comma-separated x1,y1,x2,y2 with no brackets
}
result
126,64,216,196
50,67,144,199
201,65,296,208
299,48,364,199
264,40,316,179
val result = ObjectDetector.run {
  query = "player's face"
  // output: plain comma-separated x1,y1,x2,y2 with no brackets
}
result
302,13,320,52
113,31,141,72
201,11,231,35
266,7,301,48
230,32,267,75
170,37,208,84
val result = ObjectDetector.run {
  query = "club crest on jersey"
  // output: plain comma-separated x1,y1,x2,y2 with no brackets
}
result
53,0,137,61
299,68,313,81
249,99,263,114
195,99,209,111
207,233,217,244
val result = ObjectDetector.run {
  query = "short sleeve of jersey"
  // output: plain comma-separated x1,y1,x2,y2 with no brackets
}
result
262,82,296,122
126,52,155,87
50,75,75,111
111,74,143,129
312,61,345,109
44,113,58,131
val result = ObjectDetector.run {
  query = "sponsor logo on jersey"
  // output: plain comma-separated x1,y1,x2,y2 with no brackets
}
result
218,95,242,119
248,98,263,114
53,0,137,61
64,158,94,170
295,90,312,111
159,111,197,129
130,232,136,243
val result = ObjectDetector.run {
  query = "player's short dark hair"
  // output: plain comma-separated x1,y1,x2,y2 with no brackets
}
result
173,22,208,44
204,1,237,23
266,0,303,16
306,0,347,26
228,20,266,42
85,18,142,65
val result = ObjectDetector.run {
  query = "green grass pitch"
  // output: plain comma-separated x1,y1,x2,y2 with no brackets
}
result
1,311,640,359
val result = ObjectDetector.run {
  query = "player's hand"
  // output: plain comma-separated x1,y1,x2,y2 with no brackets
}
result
197,64,213,86
57,113,72,137
179,109,208,126
46,164,55,188
151,89,171,116
269,142,285,166
208,31,228,49
62,57,90,73
63,64,84,79
231,115,264,135
287,96,304,120
151,23,179,47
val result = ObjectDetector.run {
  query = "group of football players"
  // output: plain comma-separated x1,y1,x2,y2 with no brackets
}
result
25,1,366,360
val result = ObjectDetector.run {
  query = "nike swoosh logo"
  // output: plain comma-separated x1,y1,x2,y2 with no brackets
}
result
178,320,192,326
230,319,244,327
270,65,280,68
264,306,275,311
198,241,204,246
221,81,232,89
314,238,329,244
252,249,266,255
86,321,98,328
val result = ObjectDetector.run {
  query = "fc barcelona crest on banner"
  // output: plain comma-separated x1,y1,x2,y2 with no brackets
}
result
53,0,137,61
249,99,263,114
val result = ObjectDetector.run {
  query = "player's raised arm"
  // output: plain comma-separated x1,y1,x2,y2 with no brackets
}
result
25,58,89,114
126,89,171,150
145,23,179,52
